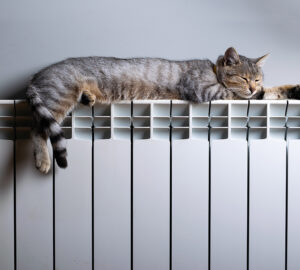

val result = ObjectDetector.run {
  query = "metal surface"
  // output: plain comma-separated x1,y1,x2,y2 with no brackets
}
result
0,100,299,270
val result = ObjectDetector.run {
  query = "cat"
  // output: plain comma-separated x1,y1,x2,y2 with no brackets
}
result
26,47,300,173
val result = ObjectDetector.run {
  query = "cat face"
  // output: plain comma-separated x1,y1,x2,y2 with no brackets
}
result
216,47,268,99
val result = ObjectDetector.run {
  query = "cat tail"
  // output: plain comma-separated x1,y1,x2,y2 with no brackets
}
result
26,85,68,168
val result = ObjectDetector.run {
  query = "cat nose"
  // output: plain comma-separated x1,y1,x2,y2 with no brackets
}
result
249,85,256,93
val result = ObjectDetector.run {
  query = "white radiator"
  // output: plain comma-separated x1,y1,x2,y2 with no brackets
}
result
0,99,300,270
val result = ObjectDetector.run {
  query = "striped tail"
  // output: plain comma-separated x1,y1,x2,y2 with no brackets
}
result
26,86,68,168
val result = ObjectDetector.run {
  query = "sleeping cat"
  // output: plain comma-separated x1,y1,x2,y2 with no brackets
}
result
26,47,300,173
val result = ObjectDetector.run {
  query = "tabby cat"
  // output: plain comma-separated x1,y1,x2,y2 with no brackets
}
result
26,47,300,173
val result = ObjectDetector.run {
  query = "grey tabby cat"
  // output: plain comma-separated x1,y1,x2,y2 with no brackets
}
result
26,47,300,173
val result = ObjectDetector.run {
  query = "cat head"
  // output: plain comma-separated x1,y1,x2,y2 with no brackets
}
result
216,47,269,99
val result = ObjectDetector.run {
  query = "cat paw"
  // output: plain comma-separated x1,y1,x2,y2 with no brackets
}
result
288,85,300,99
81,92,96,106
35,156,51,174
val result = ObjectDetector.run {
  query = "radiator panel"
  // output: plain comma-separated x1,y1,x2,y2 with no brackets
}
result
55,139,92,270
1,99,300,270
0,140,14,270
172,139,209,270
133,140,170,270
16,140,53,270
288,140,300,270
94,140,131,270
211,140,247,270
249,140,286,270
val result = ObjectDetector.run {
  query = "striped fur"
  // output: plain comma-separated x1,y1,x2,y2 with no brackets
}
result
26,87,67,171
26,47,300,173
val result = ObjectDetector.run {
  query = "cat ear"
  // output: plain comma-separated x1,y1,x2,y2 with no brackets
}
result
254,54,269,67
224,47,240,66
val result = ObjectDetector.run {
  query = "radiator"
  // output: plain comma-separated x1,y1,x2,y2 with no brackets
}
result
1,99,300,270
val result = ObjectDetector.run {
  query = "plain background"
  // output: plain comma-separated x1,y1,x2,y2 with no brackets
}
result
0,0,299,99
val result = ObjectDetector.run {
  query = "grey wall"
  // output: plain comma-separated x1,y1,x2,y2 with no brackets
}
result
0,0,299,99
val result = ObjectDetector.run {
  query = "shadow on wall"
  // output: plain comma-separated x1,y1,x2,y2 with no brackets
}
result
2,77,29,100
0,146,14,195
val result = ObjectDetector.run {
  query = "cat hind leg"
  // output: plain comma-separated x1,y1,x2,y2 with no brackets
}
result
80,90,96,106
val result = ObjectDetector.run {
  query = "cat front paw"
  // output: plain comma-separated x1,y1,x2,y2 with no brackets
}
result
288,85,300,99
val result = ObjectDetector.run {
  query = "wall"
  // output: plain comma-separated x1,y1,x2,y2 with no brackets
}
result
0,0,299,99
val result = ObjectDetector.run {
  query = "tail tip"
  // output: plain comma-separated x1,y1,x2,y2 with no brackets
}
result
56,156,68,168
